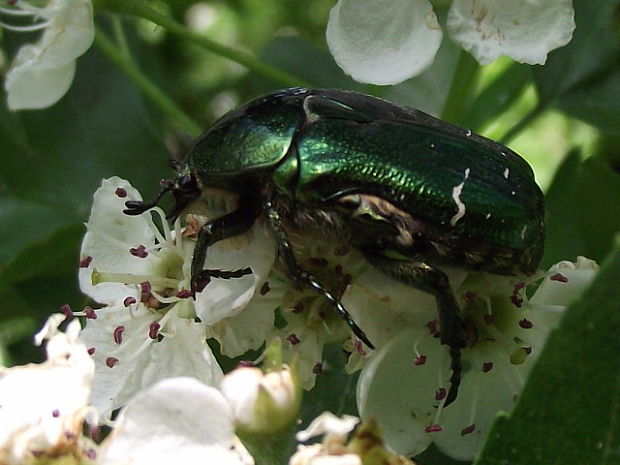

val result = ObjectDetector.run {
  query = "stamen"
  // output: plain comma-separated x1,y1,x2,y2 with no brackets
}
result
91,271,177,289
312,363,323,374
115,188,127,198
129,245,149,258
413,355,427,366
435,388,447,400
286,333,301,345
260,281,270,295
425,424,443,433
0,19,50,31
123,296,137,307
79,256,93,268
482,362,493,372
0,7,36,15
113,326,125,344
148,322,161,339
105,357,119,368
60,304,73,319
461,424,475,436
519,318,533,329
550,273,568,283
87,347,95,355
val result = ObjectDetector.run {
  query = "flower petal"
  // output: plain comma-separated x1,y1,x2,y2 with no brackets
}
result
5,44,75,110
35,0,95,68
101,377,249,465
79,177,158,305
447,0,575,65
80,304,222,421
194,221,276,325
326,0,442,85
356,329,440,456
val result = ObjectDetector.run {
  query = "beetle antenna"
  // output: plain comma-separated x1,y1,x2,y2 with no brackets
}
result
124,179,174,215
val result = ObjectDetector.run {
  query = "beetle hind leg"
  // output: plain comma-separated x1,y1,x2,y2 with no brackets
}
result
362,253,467,407
264,201,375,350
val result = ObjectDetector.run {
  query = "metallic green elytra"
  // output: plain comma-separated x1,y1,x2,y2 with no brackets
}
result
125,87,545,407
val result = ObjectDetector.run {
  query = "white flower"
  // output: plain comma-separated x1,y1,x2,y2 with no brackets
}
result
78,177,277,421
291,412,361,465
1,0,95,110
100,377,253,465
220,362,301,434
0,318,95,465
326,0,575,85
354,257,598,461
269,238,370,389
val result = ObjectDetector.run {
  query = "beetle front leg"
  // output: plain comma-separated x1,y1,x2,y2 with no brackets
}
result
264,201,375,349
191,201,261,293
362,253,467,407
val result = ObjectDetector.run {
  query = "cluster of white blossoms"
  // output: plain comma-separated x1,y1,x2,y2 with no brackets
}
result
70,177,599,461
0,0,94,110
326,0,576,85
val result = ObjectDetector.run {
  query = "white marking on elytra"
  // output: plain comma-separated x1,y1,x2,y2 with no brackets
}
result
302,96,320,123
485,213,491,220
450,168,470,226
465,129,472,137
503,168,510,179
511,191,516,196
521,225,528,240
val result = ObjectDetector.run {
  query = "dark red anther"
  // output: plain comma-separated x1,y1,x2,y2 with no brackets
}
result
237,360,255,368
79,256,93,268
334,264,343,279
482,362,493,372
140,282,152,301
483,313,495,325
129,245,148,258
176,289,192,299
524,346,532,355
519,318,533,329
414,355,427,366
89,426,101,442
312,363,323,375
286,333,301,345
426,319,438,335
309,257,328,268
123,296,137,307
354,339,366,355
464,290,477,304
52,409,60,417
84,307,97,319
115,188,128,198
292,303,304,314
513,282,527,294
84,448,97,460
87,347,96,355
435,387,446,400
550,273,568,283
461,424,476,436
425,424,443,433
334,246,349,256
105,357,119,368
149,321,161,339
511,295,524,308
260,281,270,296
60,304,73,319
113,326,125,344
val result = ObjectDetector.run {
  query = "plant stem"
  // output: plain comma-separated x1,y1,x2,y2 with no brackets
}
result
95,27,202,137
500,103,546,144
94,0,311,88
441,50,480,124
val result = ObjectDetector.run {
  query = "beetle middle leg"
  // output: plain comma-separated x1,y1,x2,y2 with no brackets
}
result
264,201,374,349
191,199,261,293
362,252,467,407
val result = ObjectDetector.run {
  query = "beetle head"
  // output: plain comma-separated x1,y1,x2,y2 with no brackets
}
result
123,172,201,221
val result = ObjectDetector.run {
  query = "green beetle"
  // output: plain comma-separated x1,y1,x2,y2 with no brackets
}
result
125,87,545,406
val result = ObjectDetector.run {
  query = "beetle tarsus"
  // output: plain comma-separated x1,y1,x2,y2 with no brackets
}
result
123,179,174,215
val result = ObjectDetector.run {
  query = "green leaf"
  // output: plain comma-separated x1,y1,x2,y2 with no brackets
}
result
475,242,620,465
533,0,620,104
466,63,531,133
255,37,364,93
557,67,620,135
543,154,620,266
0,46,169,289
